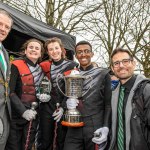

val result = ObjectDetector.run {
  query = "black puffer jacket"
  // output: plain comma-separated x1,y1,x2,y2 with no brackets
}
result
130,80,150,150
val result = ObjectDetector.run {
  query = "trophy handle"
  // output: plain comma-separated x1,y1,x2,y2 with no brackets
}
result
82,75,93,97
56,73,67,97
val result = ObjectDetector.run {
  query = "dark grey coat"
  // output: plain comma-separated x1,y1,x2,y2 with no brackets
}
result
109,74,150,150
0,45,11,150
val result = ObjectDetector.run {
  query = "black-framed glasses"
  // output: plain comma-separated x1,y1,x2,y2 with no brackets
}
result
76,49,92,55
112,58,133,68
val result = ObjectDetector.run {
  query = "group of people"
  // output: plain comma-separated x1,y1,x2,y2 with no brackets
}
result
0,8,150,150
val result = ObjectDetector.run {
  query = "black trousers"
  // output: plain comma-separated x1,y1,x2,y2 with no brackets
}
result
37,109,67,150
5,116,38,150
63,113,103,150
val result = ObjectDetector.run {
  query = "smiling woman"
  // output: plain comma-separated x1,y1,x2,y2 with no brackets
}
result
37,37,78,150
5,38,45,150
21,38,45,63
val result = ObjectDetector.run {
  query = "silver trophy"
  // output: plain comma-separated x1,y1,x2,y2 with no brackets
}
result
37,76,51,102
57,69,91,127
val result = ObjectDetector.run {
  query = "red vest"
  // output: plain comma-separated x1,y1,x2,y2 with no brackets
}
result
40,60,52,79
12,60,36,103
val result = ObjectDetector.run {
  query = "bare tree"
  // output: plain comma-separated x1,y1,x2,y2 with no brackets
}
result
122,0,150,77
82,0,150,76
2,0,103,33
1,0,150,76
81,0,133,65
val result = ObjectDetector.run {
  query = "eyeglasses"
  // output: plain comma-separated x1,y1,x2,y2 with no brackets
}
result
76,49,92,55
112,58,133,68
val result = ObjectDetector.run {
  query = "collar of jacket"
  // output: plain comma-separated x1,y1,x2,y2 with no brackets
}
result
24,57,38,67
79,64,94,71
52,58,64,66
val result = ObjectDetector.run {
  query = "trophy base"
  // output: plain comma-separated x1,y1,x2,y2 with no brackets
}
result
61,121,84,127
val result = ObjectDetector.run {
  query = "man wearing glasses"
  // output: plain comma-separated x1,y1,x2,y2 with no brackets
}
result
63,41,112,150
108,48,150,150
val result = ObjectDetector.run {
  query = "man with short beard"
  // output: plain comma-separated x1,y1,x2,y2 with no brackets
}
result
108,48,150,150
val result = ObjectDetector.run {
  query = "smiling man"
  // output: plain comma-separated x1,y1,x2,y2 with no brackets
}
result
109,48,150,150
0,9,13,150
64,41,112,150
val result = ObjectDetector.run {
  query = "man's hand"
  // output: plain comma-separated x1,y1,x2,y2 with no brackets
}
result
22,109,37,121
52,107,64,122
92,127,109,144
66,98,79,109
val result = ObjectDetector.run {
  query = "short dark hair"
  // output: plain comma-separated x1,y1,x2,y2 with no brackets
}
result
75,41,92,51
111,48,133,61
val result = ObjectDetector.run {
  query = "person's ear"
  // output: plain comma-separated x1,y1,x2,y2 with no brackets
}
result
111,65,114,73
91,52,94,57
132,59,136,69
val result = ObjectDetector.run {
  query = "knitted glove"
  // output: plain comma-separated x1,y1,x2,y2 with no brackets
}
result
92,127,109,144
52,107,64,122
66,98,79,109
22,109,37,121
38,93,51,102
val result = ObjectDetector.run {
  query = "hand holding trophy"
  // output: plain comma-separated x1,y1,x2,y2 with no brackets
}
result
57,68,92,127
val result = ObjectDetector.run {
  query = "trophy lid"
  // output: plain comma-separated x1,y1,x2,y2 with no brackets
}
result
65,69,85,79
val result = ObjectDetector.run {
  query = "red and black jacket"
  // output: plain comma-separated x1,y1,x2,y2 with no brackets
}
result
40,60,52,79
12,60,37,103
39,59,78,114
